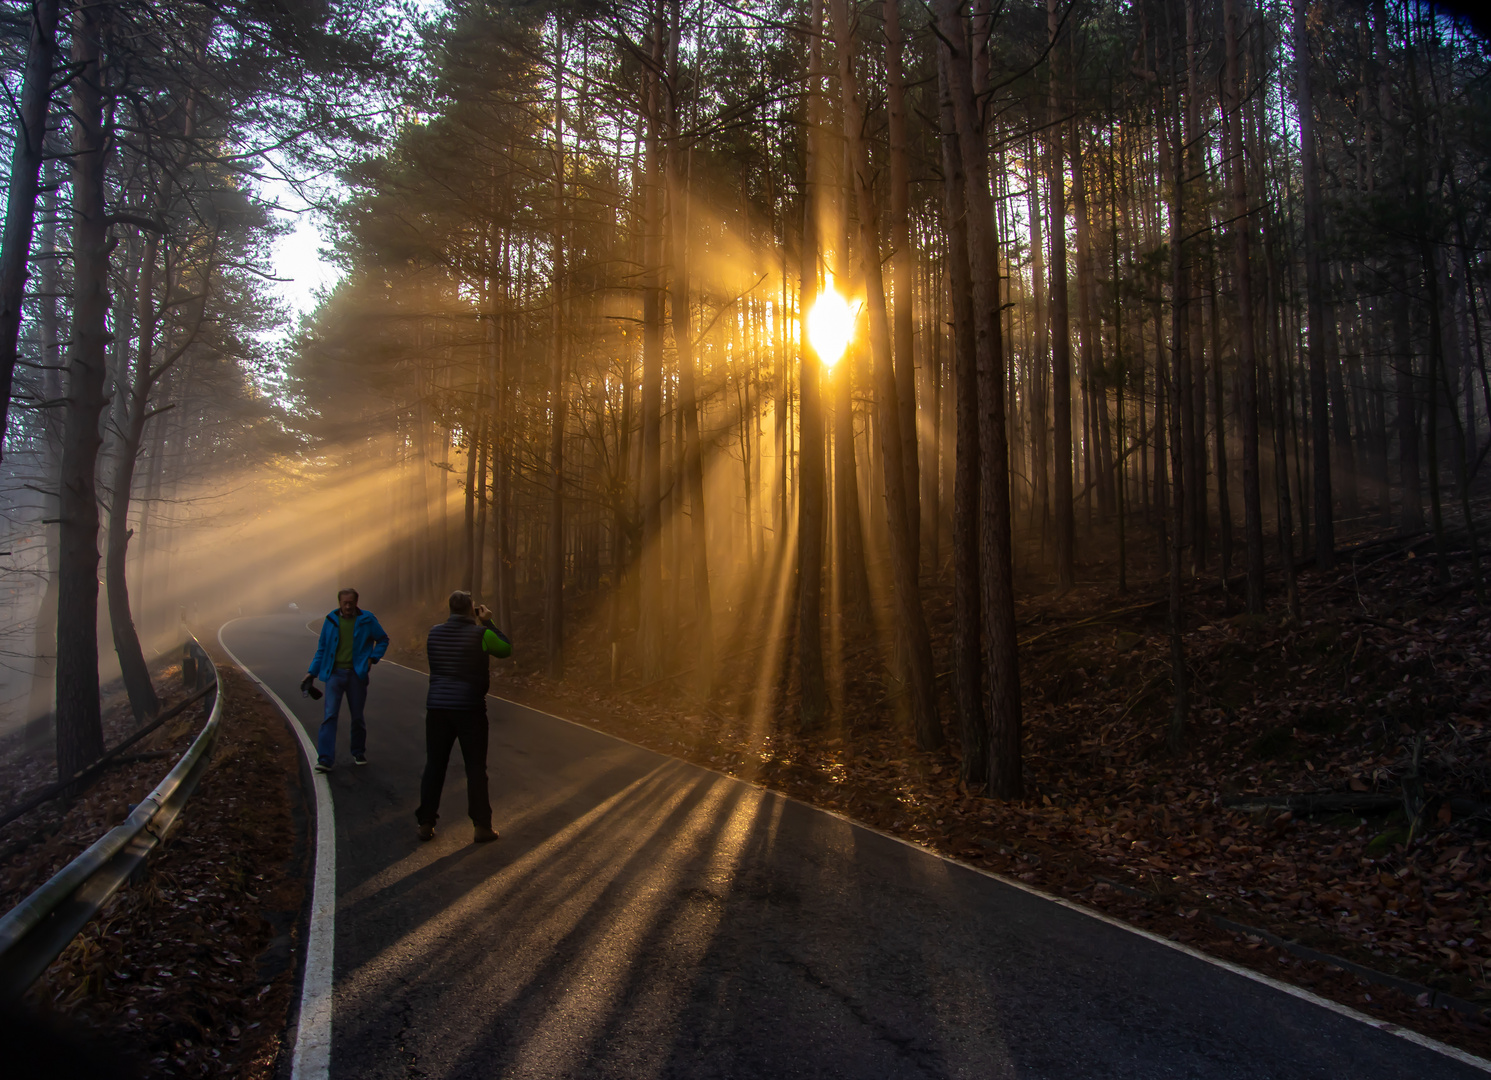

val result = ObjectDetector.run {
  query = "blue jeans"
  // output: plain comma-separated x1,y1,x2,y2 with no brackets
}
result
317,668,368,765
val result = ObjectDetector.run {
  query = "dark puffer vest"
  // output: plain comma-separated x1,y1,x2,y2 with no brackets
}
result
426,614,491,710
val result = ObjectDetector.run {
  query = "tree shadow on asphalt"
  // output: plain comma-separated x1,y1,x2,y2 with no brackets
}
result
326,754,1482,1080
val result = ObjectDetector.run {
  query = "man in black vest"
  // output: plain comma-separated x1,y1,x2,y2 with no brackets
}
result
417,590,512,843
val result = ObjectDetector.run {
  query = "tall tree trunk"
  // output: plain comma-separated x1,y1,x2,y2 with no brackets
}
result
774,202,790,552
0,0,60,456
1047,0,1075,589
546,30,568,678
922,253,940,567
830,148,873,628
638,21,666,682
608,347,634,680
933,0,1022,793
56,5,111,780
832,357,872,626
1379,6,1420,535
1423,247,1449,585
1158,35,1190,748
665,12,715,695
1181,0,1205,574
1069,120,1110,519
473,414,489,599
1110,134,1129,589
1393,282,1422,530
1153,295,1169,524
883,0,919,561
1293,0,1334,570
1328,267,1359,525
106,231,165,723
1025,137,1050,542
1167,309,1190,751
27,518,60,751
937,54,985,785
1435,260,1484,594
1265,216,1302,618
1224,0,1265,613
473,267,494,602
1208,245,1233,593
796,0,828,729
24,163,62,754
666,372,681,631
463,397,478,592
835,0,942,751
494,295,514,629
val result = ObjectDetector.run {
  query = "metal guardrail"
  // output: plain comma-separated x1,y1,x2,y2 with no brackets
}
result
0,636,222,1003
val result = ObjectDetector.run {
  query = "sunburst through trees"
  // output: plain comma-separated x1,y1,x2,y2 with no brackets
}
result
2,0,1489,800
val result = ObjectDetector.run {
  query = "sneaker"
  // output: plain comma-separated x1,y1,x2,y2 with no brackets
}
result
353,754,368,766
418,824,435,842
314,761,331,774
473,826,499,844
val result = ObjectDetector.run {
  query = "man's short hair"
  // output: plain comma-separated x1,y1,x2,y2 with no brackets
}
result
449,590,474,615
337,588,359,603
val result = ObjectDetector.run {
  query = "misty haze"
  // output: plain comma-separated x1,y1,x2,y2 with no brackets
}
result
2,0,1491,1077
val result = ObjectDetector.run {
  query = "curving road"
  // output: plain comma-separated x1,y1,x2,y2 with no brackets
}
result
221,614,1484,1080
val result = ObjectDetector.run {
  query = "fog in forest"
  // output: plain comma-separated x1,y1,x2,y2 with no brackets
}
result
0,0,1488,801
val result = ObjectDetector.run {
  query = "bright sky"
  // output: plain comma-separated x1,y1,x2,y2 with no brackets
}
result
263,177,341,323
259,0,441,325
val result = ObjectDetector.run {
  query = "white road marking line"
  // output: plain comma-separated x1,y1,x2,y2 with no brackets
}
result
302,643,1491,1073
483,690,1491,1075
219,619,335,1080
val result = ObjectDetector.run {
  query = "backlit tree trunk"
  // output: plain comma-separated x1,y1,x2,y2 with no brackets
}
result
796,0,828,729
834,0,942,751
883,0,919,560
1159,41,1190,749
937,54,985,785
56,5,111,780
1294,0,1334,570
933,0,1021,793
1046,0,1075,590
0,0,60,457
666,0,716,695
1224,0,1265,614
638,20,666,682
546,26,568,678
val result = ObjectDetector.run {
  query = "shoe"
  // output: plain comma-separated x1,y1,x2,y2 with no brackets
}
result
353,754,368,766
314,761,331,774
418,824,435,842
473,826,499,843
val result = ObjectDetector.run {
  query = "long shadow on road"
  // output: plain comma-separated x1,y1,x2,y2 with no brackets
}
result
222,615,1483,1080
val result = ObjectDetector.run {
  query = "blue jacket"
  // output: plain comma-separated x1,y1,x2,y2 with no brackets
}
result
309,609,390,680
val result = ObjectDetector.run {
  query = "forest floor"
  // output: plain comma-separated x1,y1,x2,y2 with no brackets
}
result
0,648,307,1079
382,501,1491,1059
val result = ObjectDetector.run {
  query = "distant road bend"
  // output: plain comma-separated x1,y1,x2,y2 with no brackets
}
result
220,614,1486,1079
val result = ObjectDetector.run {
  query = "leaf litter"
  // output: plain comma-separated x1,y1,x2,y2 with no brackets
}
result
0,654,306,1077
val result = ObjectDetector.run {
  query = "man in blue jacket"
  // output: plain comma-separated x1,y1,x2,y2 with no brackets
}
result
417,590,512,843
303,588,390,772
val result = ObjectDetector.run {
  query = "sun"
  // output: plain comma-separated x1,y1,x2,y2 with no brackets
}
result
806,274,860,370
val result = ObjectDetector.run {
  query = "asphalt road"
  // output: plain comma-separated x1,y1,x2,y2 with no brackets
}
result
221,614,1482,1080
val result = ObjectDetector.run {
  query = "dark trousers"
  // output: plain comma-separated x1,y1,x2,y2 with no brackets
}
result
317,668,368,765
416,708,491,828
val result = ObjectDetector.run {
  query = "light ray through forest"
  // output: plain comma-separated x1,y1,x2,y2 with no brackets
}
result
0,0,1487,803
